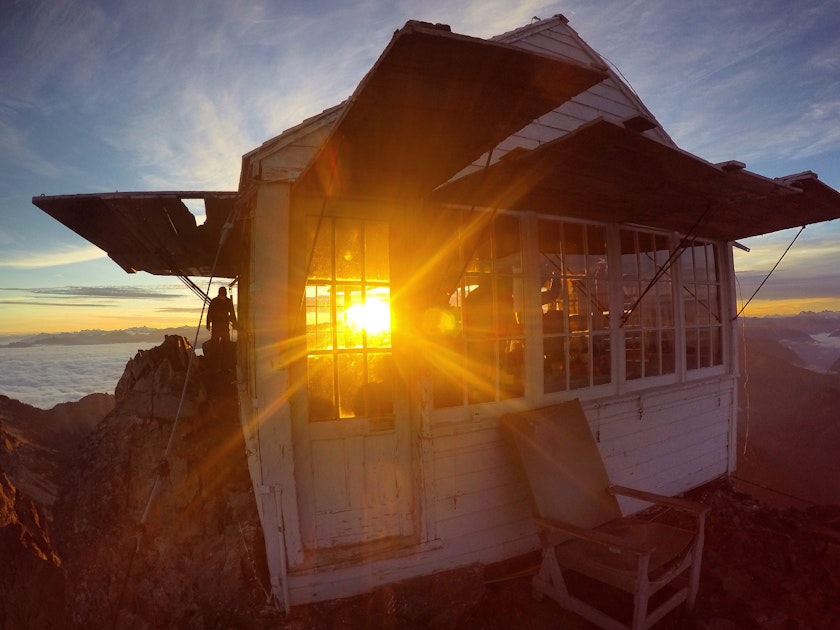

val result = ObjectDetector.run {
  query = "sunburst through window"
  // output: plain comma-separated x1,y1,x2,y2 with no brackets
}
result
305,217,393,421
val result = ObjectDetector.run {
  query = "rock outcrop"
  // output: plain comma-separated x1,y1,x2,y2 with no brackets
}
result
56,335,277,628
0,388,109,628
0,469,66,628
1,336,277,628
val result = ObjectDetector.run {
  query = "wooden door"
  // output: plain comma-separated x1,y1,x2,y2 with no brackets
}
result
302,412,413,548
295,215,414,551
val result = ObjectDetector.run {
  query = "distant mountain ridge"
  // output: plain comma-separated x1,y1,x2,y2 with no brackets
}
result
741,311,840,374
1,326,208,348
741,310,840,337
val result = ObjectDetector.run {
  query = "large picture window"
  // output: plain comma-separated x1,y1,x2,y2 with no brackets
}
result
538,220,611,392
431,214,525,408
411,214,728,415
305,217,393,421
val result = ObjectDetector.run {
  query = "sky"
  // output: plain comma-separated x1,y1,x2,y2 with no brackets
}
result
2,0,840,335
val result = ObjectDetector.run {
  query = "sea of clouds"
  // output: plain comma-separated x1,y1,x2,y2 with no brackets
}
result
0,342,147,409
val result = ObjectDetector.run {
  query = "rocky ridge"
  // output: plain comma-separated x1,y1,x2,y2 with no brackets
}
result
1,336,278,628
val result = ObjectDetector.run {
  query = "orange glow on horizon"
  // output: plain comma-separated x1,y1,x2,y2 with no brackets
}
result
735,296,840,318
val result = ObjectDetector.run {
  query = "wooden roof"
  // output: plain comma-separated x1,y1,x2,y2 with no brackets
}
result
431,118,840,241
294,20,607,200
31,191,241,277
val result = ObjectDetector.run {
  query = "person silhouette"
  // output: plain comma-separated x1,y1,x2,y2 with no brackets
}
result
206,286,237,345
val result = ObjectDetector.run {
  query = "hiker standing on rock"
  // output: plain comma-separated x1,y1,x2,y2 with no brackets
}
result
207,286,237,345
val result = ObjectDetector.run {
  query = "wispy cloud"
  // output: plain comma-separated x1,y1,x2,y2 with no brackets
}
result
0,244,106,269
0,299,111,308
0,118,67,180
26,286,185,299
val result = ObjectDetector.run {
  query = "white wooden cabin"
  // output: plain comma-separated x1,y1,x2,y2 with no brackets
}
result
33,16,840,611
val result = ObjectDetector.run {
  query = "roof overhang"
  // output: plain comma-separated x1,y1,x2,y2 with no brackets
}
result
31,191,242,277
294,20,607,200
430,118,840,241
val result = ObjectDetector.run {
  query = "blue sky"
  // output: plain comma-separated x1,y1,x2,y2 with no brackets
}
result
2,0,840,334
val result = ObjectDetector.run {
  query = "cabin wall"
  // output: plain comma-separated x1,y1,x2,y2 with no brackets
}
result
238,180,303,610
283,374,735,605
429,377,733,552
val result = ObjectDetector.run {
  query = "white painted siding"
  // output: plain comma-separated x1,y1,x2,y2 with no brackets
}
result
243,107,341,184
285,375,734,604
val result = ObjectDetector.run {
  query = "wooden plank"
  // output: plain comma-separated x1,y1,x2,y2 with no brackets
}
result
512,31,594,65
311,439,350,513
571,88,640,121
613,430,729,488
435,498,535,543
596,403,729,456
434,440,512,479
286,520,537,605
364,437,399,507
434,480,528,520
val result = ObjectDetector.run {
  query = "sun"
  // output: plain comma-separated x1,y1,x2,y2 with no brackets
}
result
345,297,391,336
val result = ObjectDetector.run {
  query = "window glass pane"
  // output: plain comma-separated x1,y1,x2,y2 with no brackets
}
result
593,334,611,385
639,233,656,279
564,223,585,274
645,331,662,377
466,340,496,404
433,349,464,408
695,245,709,281
661,330,676,374
335,218,362,281
569,335,590,389
544,335,567,393
307,355,335,421
620,230,639,278
363,353,394,417
306,284,333,350
705,245,717,281
711,326,723,365
685,327,699,370
500,339,524,400
659,280,674,326
680,244,695,281
626,331,643,380
709,287,721,321
337,353,364,417
363,286,391,348
697,284,712,324
336,285,364,349
698,328,712,368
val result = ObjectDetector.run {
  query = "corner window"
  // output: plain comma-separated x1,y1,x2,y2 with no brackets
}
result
682,242,723,369
430,214,525,408
538,220,611,392
620,229,676,380
305,217,393,420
